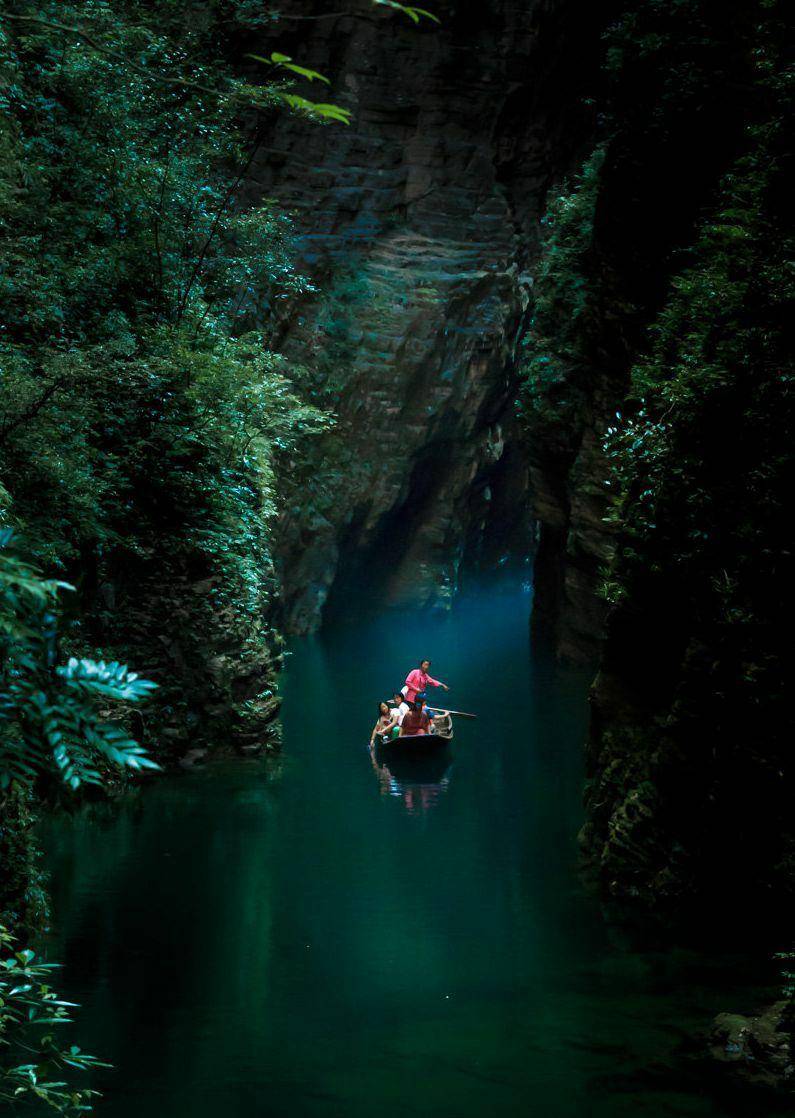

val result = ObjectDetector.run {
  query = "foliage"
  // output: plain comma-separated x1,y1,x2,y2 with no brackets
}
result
3,7,339,124
599,6,793,685
603,123,794,612
0,1,335,745
0,924,105,1116
0,4,437,1111
520,0,792,662
0,536,155,1110
0,786,49,935
528,0,795,914
593,51,794,904
0,0,440,725
516,148,605,461
0,531,157,792
373,1,439,22
774,951,795,1002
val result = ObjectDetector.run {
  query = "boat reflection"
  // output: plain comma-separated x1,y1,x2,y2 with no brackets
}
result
369,741,453,815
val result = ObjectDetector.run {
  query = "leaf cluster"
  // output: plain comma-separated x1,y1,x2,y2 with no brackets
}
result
0,531,157,793
0,2,331,712
0,924,106,1116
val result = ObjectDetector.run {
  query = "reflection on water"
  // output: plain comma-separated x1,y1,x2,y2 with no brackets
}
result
369,742,453,814
39,576,782,1118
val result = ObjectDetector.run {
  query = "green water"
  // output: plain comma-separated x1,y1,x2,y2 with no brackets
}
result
42,580,776,1117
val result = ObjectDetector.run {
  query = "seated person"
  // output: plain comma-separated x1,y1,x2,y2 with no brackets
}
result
370,701,398,747
399,699,431,736
389,691,410,725
418,697,438,732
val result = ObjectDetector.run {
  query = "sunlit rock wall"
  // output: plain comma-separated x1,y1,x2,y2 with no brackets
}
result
241,0,601,633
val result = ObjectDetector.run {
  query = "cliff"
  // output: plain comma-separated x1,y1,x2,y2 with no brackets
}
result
520,0,793,1075
553,0,794,921
239,0,604,632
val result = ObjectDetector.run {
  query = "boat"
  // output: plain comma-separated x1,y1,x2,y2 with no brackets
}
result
369,731,453,813
376,711,453,753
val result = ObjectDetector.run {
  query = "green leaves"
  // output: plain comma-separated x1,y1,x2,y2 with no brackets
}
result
275,92,352,124
241,0,440,133
59,658,157,703
246,51,331,84
0,3,329,706
373,1,440,23
0,0,336,764
0,532,158,793
0,924,107,1115
517,148,605,455
245,52,352,123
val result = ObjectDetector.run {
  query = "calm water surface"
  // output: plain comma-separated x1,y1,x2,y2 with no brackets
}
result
42,580,775,1117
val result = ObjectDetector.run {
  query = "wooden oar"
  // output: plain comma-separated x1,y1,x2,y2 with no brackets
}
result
433,708,477,719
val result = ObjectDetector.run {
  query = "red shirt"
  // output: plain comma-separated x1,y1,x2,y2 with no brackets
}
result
401,710,430,736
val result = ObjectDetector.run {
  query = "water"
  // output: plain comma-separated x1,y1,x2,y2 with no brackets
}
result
41,579,778,1117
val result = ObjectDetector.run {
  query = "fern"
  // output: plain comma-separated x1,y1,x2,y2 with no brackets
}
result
0,533,157,793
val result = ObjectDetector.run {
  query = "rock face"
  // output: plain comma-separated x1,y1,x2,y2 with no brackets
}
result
559,0,795,919
709,1002,795,1090
81,551,284,756
240,0,601,633
239,1,792,960
523,342,625,664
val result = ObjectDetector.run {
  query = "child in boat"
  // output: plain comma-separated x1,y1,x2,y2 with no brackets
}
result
418,697,438,733
370,702,397,747
403,659,449,704
399,700,431,737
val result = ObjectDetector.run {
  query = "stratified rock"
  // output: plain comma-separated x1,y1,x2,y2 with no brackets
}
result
241,0,603,632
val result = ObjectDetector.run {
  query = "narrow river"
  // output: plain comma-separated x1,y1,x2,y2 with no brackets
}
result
42,578,769,1117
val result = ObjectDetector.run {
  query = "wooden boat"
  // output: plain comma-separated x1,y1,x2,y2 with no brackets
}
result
377,712,453,752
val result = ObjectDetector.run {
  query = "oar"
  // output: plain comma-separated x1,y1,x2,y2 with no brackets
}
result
434,708,477,719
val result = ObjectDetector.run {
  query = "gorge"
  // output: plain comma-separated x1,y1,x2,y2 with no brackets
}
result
0,0,792,1112
256,0,793,936
245,0,604,637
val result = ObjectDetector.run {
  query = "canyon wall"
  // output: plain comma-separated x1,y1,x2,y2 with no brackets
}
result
241,0,603,634
517,0,793,1074
243,0,793,940
526,0,794,922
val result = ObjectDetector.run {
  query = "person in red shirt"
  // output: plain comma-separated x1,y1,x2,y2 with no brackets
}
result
400,700,431,736
418,697,440,733
403,659,449,704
